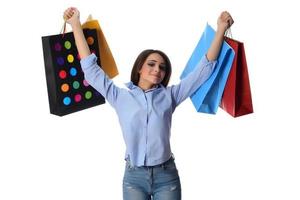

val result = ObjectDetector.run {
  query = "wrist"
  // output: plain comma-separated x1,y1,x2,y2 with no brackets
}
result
216,26,226,35
70,20,82,29
215,28,225,39
215,26,226,40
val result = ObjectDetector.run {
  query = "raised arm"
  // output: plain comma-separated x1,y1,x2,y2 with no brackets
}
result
62,7,121,107
206,11,234,61
63,7,91,59
169,11,234,107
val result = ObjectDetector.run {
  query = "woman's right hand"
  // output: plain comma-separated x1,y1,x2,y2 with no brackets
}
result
63,7,80,26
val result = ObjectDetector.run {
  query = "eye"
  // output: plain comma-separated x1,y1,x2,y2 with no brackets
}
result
159,65,166,71
147,63,155,67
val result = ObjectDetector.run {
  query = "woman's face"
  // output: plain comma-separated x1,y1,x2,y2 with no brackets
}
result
138,53,166,90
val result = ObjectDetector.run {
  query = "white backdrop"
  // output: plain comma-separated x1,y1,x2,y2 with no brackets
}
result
1,0,300,199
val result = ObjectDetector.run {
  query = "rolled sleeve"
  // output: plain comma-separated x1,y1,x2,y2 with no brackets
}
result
80,53,120,107
80,53,98,70
170,55,217,107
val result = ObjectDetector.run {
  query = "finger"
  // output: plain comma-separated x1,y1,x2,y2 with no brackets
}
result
63,12,68,20
66,8,72,14
67,12,73,18
65,8,74,15
72,9,79,16
63,13,72,20
225,15,233,25
222,11,229,18
64,9,72,17
227,19,234,27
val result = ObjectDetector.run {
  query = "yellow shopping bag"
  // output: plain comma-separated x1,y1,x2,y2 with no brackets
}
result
82,15,119,78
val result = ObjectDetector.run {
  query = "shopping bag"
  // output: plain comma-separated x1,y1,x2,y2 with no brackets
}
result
42,29,105,116
82,15,118,78
219,37,253,117
180,24,235,114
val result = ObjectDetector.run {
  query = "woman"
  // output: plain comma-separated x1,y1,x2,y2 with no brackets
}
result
64,7,233,200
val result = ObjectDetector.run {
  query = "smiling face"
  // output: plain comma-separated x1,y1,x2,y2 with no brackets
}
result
130,49,172,89
138,53,166,90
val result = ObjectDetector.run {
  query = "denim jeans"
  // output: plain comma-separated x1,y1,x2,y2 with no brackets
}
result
123,157,181,200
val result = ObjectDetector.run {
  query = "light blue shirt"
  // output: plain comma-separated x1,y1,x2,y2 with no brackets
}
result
80,53,216,167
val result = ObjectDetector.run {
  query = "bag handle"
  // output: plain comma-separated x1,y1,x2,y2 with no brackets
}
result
60,18,67,38
60,14,92,38
225,27,232,38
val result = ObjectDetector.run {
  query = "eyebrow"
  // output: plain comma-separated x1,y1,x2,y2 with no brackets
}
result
148,60,166,65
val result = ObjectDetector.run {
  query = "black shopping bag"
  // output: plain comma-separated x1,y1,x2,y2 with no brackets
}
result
42,29,105,116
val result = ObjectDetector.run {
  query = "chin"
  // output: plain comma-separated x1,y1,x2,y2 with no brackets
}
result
151,80,162,85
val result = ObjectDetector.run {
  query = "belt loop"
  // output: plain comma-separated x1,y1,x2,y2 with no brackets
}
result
160,162,165,170
161,160,167,170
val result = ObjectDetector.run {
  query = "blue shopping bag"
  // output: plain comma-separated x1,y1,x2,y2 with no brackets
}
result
180,24,235,114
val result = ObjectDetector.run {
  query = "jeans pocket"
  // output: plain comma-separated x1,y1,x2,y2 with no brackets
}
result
125,161,135,171
163,159,177,171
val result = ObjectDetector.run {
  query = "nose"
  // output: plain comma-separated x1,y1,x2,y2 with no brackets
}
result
154,65,160,72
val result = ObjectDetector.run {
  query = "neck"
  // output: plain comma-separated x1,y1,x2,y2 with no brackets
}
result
138,81,156,91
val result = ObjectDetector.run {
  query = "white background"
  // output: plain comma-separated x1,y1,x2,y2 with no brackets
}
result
1,0,300,199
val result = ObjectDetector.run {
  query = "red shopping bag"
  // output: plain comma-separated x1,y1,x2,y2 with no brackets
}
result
220,37,253,117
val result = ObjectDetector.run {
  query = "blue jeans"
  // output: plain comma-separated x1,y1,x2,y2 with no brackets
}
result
123,157,181,200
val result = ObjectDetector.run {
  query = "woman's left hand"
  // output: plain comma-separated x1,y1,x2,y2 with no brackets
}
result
217,11,234,33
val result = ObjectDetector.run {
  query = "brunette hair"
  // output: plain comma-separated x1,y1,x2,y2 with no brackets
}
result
130,49,172,87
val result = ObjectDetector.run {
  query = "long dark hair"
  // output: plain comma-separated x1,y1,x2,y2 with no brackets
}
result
130,49,172,87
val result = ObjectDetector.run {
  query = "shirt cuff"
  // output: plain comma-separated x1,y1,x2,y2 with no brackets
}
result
203,54,218,70
204,54,217,64
80,53,97,70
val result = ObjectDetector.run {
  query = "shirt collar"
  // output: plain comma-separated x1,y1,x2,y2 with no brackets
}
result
125,82,163,93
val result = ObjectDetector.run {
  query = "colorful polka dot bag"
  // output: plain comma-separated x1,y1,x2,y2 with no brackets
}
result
42,29,105,116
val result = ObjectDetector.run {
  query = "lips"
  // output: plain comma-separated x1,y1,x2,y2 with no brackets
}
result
151,74,161,79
